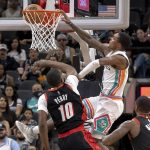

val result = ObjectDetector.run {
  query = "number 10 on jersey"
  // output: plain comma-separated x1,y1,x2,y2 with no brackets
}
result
58,102,74,122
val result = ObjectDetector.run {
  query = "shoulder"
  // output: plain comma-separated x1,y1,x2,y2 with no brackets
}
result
120,120,135,129
65,75,79,86
39,93,48,102
65,75,80,95
10,138,20,148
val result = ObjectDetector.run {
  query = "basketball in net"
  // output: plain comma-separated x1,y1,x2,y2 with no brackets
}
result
23,4,43,24
23,5,62,52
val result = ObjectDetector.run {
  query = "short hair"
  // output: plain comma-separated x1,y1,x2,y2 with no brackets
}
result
136,96,150,113
24,108,33,115
118,32,131,50
46,68,62,87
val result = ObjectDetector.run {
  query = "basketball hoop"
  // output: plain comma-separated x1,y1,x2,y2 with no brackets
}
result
23,9,62,52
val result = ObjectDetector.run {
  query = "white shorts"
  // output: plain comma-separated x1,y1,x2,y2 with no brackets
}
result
82,96,124,139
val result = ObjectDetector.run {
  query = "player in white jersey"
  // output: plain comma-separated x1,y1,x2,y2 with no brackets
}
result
61,10,130,139
15,11,131,144
82,50,129,139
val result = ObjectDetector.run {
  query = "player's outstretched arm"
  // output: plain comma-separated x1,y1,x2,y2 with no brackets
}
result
33,60,77,76
102,120,134,146
78,59,101,79
61,10,109,54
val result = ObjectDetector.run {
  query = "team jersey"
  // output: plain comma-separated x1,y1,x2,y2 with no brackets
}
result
101,50,129,97
131,115,150,150
38,75,87,134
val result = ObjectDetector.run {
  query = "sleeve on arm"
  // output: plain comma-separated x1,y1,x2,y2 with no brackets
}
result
65,75,80,95
37,94,49,114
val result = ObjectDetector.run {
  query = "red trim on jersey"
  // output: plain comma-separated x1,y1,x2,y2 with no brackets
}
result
132,118,141,125
58,124,84,138
99,93,122,100
81,130,102,150
64,84,73,90
48,84,64,92
82,102,88,121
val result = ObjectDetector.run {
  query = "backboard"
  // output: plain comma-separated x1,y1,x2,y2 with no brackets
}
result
0,0,130,31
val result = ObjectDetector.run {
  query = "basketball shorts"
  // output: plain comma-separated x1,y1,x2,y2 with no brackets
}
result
58,125,101,150
82,96,124,139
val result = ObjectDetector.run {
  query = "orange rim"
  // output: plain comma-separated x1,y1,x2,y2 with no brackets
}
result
23,10,61,14
23,10,62,25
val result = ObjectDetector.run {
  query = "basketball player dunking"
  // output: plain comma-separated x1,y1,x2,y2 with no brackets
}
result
16,8,131,149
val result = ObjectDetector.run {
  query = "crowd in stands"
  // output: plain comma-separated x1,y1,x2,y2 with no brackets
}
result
0,0,150,150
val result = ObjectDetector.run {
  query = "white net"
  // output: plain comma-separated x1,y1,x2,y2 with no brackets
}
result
23,10,62,52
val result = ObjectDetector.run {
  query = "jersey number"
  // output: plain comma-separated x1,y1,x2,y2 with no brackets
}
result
58,102,74,122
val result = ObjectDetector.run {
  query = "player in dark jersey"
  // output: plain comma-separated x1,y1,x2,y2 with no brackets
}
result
102,96,150,150
33,60,102,150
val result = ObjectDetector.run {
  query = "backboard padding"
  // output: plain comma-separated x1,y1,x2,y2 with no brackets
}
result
0,0,130,31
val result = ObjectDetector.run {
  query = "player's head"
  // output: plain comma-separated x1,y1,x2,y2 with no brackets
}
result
135,96,150,114
109,32,131,50
46,68,62,87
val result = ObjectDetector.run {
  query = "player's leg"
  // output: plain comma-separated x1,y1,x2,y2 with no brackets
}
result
58,129,102,150
83,96,124,139
89,96,124,139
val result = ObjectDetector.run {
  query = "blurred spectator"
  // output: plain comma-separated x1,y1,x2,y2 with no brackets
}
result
21,49,39,81
0,95,11,136
17,31,32,46
132,28,150,52
0,95,17,128
133,53,150,78
2,0,21,18
131,28,150,78
15,127,30,150
0,63,14,92
24,83,43,114
0,32,4,43
20,108,37,127
45,51,59,61
67,35,83,61
56,33,76,65
16,31,32,53
0,44,20,70
0,122,20,150
4,85,23,118
7,37,27,67
18,108,38,146
0,0,7,17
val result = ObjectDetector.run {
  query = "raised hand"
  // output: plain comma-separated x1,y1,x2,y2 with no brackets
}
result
60,10,72,24
32,60,47,71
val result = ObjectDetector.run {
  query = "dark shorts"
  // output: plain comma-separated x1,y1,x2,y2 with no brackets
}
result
58,126,101,150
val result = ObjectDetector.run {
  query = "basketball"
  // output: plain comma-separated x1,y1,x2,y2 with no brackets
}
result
23,4,43,24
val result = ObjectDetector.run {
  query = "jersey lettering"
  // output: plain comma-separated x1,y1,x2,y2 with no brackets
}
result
54,94,68,104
